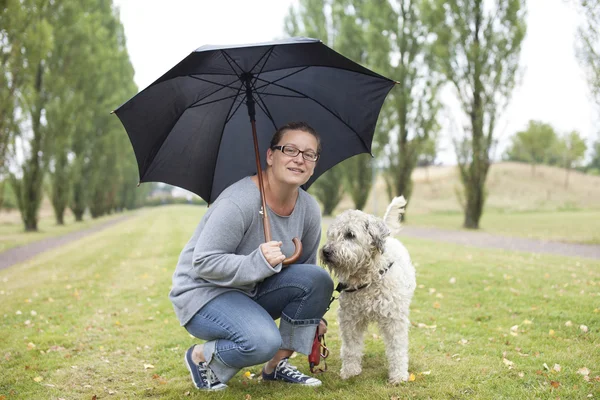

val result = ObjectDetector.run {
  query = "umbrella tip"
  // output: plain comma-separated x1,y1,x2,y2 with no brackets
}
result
137,182,140,187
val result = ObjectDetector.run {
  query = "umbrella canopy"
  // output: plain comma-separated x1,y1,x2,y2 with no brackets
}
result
114,37,395,204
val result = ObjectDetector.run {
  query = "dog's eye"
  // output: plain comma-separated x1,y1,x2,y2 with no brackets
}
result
344,231,355,240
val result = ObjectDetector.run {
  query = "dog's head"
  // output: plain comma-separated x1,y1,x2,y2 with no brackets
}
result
320,209,390,283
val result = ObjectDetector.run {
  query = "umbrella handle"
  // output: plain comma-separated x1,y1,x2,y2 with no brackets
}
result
283,237,302,265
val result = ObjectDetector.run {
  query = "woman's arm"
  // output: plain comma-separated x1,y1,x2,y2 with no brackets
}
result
301,196,323,265
192,198,281,287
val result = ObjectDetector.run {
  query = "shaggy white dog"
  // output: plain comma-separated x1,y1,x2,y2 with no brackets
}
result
320,197,416,384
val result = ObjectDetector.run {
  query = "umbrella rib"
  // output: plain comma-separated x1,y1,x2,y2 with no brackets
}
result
253,66,309,94
252,92,306,99
186,76,242,109
251,91,277,131
249,46,275,80
253,74,369,151
225,94,248,124
220,50,245,78
189,93,243,109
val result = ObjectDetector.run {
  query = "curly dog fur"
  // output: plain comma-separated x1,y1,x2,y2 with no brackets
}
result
320,197,416,384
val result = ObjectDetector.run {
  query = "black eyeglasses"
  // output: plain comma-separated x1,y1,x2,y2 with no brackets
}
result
271,145,320,162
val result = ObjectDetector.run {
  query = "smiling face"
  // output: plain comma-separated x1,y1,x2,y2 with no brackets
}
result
266,129,319,187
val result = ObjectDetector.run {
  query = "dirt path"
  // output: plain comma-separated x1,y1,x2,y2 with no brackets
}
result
396,226,600,260
321,217,600,260
1,215,599,272
0,216,132,271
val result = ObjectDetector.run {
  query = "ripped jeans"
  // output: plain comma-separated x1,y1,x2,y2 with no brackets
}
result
184,264,333,383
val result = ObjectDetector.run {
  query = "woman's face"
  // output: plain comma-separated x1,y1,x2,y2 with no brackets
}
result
266,129,319,187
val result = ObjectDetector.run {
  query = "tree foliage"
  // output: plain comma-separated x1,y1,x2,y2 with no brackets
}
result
556,131,587,188
504,120,558,175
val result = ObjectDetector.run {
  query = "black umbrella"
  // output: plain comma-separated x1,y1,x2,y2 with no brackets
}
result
113,37,395,263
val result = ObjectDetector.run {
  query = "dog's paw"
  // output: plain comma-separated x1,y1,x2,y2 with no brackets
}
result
388,372,409,385
340,364,362,380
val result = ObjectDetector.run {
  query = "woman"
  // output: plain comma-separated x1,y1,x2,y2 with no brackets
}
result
169,121,333,390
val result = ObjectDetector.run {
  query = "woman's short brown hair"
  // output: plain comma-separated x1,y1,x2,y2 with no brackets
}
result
269,122,321,154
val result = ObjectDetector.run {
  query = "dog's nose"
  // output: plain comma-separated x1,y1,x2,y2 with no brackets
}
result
322,247,332,259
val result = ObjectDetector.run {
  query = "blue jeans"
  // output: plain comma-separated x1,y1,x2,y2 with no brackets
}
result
184,264,333,383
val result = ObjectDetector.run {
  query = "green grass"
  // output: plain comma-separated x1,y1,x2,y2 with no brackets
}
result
1,205,599,399
407,209,600,245
0,210,131,253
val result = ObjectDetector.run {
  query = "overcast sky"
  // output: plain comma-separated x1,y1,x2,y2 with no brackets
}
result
113,0,596,164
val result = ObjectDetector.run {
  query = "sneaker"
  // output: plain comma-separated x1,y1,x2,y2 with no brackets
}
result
262,358,322,386
184,345,227,391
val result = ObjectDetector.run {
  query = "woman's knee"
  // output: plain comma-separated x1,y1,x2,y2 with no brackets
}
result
239,326,282,362
303,264,334,296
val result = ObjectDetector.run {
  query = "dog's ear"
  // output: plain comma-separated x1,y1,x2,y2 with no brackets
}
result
365,216,390,254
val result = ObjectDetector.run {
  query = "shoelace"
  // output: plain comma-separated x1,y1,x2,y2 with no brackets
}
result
278,360,305,380
200,364,221,387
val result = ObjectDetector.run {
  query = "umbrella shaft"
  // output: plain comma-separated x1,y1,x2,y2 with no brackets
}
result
250,119,271,242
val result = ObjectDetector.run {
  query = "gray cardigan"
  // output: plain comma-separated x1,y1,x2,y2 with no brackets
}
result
169,176,322,326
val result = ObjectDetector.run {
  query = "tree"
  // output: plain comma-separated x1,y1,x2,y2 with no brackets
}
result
309,164,345,215
557,131,587,188
286,0,442,213
576,0,600,108
504,120,558,175
343,154,373,210
285,0,345,214
7,0,54,231
587,138,600,174
416,135,439,183
429,0,526,229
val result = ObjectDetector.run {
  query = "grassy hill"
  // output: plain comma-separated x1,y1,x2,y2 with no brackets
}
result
337,162,600,217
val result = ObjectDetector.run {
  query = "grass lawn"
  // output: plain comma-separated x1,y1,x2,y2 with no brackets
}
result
407,210,600,245
0,210,132,253
0,205,598,399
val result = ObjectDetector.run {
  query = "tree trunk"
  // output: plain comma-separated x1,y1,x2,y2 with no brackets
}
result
20,61,46,232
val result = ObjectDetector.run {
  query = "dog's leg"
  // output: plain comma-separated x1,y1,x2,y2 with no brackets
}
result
379,315,410,384
339,309,368,380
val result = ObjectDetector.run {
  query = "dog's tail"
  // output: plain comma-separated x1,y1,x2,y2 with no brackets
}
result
383,196,407,235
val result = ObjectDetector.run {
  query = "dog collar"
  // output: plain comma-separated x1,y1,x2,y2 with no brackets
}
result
335,262,394,294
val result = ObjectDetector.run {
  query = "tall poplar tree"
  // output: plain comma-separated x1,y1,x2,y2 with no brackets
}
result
428,0,526,228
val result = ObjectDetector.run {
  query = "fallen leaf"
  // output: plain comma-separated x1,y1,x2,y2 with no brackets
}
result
543,363,550,371
577,367,590,376
503,358,514,369
408,373,416,381
420,370,431,375
522,319,532,325
245,395,251,400
550,381,560,389
433,302,441,309
518,372,525,378
580,325,589,333
144,364,155,369
33,376,43,382
449,277,456,284
553,364,561,372
565,321,573,327
27,342,36,350
549,329,555,336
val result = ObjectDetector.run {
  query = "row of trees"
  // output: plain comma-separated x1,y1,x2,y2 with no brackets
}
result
1,0,147,231
504,120,600,185
287,0,527,228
